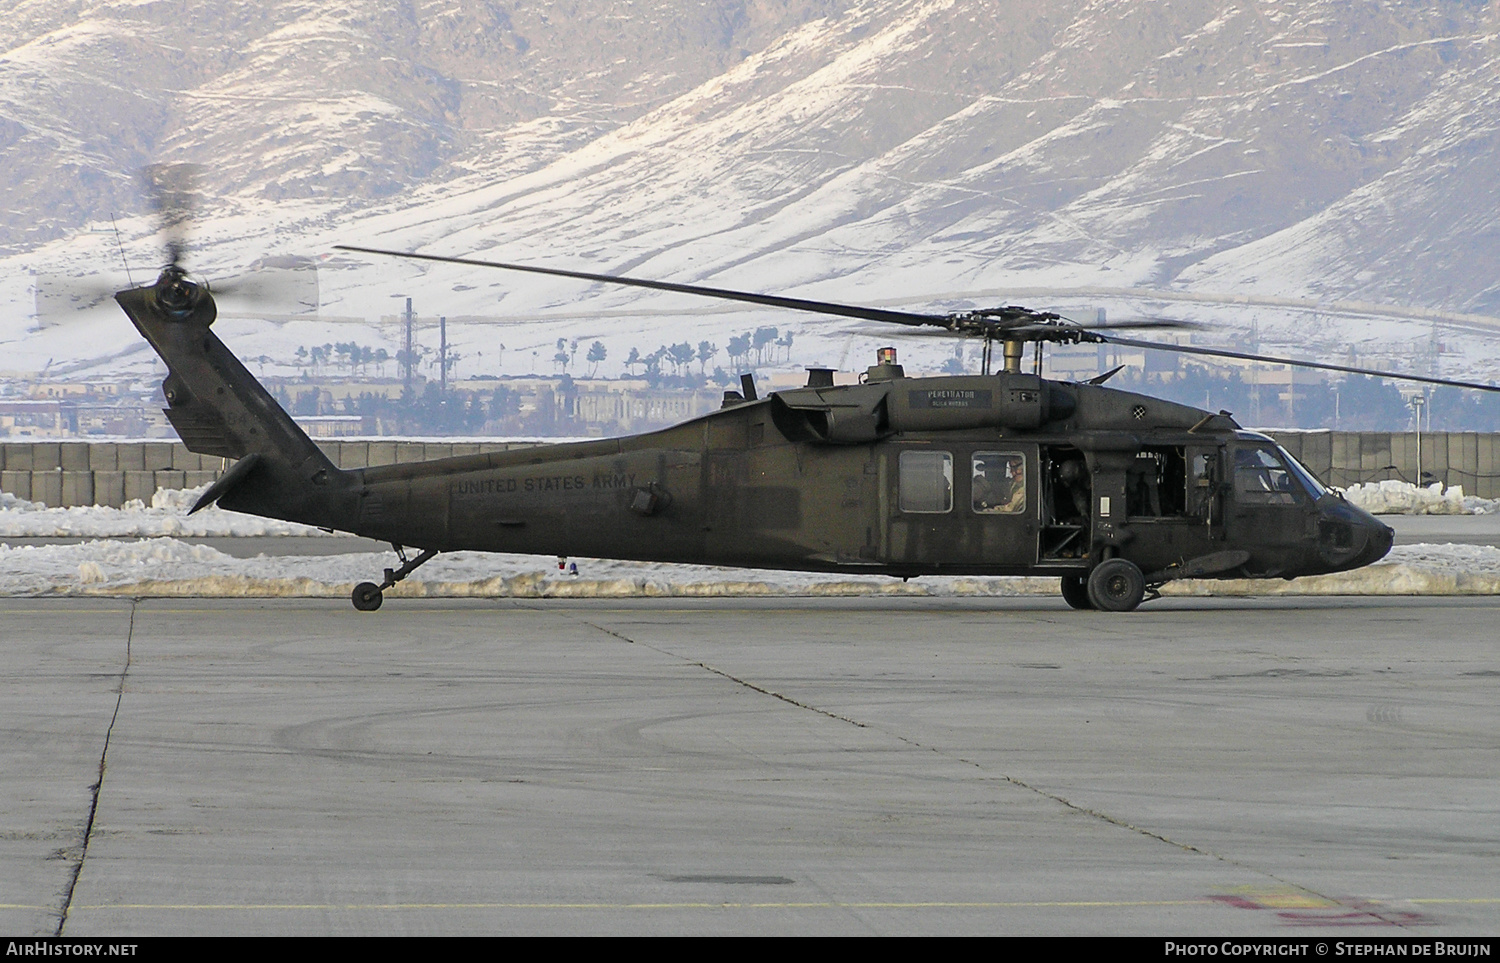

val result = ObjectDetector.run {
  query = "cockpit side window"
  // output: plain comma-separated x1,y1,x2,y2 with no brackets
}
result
1234,446,1300,505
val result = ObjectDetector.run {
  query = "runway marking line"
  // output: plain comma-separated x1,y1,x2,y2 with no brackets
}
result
40,899,1224,911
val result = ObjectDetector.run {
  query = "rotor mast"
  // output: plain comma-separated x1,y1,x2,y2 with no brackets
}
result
1003,338,1025,374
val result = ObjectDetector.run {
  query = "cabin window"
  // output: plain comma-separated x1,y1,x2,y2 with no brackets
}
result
1235,446,1298,505
899,450,953,513
972,452,1026,514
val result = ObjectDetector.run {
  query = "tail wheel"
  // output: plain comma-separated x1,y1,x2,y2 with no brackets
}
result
1060,575,1094,610
352,582,384,612
1086,559,1145,612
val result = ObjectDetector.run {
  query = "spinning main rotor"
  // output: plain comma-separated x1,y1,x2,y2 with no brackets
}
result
335,244,1500,393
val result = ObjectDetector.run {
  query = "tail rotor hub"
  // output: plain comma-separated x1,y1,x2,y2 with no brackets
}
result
152,266,206,318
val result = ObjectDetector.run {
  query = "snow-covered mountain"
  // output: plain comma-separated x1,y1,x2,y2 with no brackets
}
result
3,0,1499,383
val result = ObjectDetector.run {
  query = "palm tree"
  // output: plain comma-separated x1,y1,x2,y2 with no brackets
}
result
727,333,751,369
753,326,778,366
670,342,695,375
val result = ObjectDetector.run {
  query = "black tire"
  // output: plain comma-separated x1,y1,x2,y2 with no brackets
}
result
1060,575,1094,610
1086,559,1145,612
352,582,384,612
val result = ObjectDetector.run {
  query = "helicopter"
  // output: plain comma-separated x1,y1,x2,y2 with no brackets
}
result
112,189,1500,612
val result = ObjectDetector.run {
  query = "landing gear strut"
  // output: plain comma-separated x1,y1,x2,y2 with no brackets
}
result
352,544,438,611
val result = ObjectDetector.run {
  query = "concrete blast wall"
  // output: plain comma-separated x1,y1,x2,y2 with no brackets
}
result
0,441,540,507
0,433,1496,507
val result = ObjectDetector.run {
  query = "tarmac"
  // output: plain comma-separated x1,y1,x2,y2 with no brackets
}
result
3,592,1498,936
1385,513,1500,547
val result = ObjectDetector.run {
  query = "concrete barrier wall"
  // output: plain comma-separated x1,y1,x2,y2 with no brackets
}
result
1265,431,1500,498
0,434,1497,506
0,440,542,507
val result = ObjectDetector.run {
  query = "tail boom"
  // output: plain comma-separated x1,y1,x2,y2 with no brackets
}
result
116,273,358,530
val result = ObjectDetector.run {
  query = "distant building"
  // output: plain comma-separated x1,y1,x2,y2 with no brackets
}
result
566,381,722,433
0,378,173,438
0,399,65,436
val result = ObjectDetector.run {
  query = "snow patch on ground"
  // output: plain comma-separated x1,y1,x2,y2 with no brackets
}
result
2,539,1497,600
1341,480,1498,515
5,482,1499,598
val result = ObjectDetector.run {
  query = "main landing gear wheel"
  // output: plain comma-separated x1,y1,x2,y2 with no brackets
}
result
352,582,384,611
1086,559,1146,612
1060,575,1094,610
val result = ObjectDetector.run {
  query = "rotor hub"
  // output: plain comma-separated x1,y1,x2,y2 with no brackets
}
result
151,266,206,318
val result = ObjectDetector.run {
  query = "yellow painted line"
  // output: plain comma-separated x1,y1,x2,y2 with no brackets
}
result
0,606,925,617
0,606,134,612
8,896,1491,912
70,899,1208,911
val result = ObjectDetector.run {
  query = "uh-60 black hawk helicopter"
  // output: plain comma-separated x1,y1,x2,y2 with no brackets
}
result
114,225,1500,612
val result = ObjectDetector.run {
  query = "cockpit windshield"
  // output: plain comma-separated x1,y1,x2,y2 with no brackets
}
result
1277,446,1327,498
1234,445,1310,505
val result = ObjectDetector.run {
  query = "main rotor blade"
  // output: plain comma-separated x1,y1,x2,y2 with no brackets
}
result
1007,318,1197,336
1086,317,1201,331
847,324,963,338
1102,335,1500,393
334,244,949,328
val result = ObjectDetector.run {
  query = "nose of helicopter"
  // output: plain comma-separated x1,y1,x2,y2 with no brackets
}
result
1315,498,1394,571
1352,513,1395,568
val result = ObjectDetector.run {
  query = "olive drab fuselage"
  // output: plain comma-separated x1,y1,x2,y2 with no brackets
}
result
115,272,1393,604
351,368,1393,584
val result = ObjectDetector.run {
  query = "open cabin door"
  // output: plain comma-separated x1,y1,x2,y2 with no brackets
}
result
1040,445,1091,564
1115,443,1225,566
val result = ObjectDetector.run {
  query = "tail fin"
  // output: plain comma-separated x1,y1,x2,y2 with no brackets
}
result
116,269,358,529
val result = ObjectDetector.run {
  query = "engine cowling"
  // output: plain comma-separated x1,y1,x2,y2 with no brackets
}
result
768,374,1077,444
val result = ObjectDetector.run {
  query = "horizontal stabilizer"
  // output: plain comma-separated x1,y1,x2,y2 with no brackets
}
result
189,453,261,515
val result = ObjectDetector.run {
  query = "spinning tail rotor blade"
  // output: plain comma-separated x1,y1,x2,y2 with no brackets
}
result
141,164,202,270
